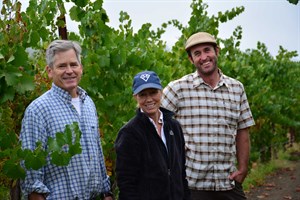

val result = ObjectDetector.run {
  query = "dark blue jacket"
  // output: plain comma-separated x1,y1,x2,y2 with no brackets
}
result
115,107,191,200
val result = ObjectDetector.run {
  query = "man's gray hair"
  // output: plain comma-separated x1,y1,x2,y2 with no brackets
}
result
46,40,82,68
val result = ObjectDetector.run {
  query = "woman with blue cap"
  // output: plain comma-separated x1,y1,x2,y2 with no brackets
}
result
115,71,191,200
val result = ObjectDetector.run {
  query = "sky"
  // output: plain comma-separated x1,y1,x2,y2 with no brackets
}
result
4,0,300,60
101,0,300,61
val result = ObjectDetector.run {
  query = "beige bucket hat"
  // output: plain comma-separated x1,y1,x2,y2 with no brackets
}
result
185,32,217,50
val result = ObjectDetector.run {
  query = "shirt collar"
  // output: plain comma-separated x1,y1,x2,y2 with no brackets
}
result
192,69,230,89
140,108,164,124
51,83,87,102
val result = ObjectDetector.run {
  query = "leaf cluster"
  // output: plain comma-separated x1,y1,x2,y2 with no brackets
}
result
0,122,82,180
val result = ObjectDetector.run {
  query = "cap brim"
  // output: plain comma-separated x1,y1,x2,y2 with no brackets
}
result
133,83,162,95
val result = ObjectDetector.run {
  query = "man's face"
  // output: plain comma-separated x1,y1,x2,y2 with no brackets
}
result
47,49,83,97
188,44,219,76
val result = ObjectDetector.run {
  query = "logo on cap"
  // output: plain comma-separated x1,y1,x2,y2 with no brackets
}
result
140,74,150,82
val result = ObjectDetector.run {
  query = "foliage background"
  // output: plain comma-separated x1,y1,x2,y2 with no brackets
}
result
0,0,299,199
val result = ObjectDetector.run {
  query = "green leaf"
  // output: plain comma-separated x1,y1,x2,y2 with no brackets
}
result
69,6,79,21
47,123,82,166
288,0,299,5
48,136,61,152
7,55,15,63
51,151,71,166
16,74,35,93
24,151,47,170
2,159,26,179
23,143,47,170
69,142,82,155
11,46,28,67
92,0,103,10
69,6,85,22
28,30,40,47
4,71,22,86
0,149,10,159
73,0,89,7
38,27,49,40
0,86,15,103
0,129,17,150
65,124,73,144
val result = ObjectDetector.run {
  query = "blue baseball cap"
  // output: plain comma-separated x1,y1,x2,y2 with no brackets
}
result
132,71,162,95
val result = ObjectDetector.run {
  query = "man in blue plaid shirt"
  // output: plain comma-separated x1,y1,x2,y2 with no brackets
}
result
20,40,113,200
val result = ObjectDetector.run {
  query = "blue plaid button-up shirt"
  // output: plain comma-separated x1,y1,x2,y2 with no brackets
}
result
20,84,111,199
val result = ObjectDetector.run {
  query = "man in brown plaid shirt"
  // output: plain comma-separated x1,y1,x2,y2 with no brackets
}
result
162,32,255,200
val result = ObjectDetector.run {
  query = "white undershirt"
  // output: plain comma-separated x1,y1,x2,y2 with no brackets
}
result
142,109,167,148
71,97,81,116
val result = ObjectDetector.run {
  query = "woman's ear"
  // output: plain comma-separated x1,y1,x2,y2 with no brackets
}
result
133,94,137,100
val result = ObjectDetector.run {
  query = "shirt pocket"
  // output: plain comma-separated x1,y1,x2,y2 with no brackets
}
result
223,101,240,127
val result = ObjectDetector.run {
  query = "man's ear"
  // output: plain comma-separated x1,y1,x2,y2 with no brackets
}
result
188,55,194,64
46,65,52,79
215,46,220,56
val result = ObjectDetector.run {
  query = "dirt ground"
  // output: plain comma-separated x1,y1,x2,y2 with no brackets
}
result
246,159,300,200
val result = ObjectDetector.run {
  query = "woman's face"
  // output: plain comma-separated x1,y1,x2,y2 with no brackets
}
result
134,88,162,118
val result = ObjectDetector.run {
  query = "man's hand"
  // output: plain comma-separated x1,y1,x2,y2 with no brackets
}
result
229,169,248,183
28,192,46,200
104,196,114,200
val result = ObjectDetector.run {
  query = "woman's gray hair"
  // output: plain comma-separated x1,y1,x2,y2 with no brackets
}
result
46,40,82,68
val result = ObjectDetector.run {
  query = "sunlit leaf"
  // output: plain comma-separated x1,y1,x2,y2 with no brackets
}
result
7,55,15,63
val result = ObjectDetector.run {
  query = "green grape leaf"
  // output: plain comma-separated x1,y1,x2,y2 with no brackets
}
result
2,159,26,179
48,133,63,152
16,74,35,94
69,6,85,22
7,55,15,63
11,46,28,67
69,6,79,21
72,0,89,7
23,143,47,170
0,128,17,150
0,149,10,159
4,72,21,86
28,30,40,47
50,151,71,166
47,122,82,166
69,142,82,156
0,86,15,103
288,0,299,5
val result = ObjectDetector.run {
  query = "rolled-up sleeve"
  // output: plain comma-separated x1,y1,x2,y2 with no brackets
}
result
20,108,50,196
